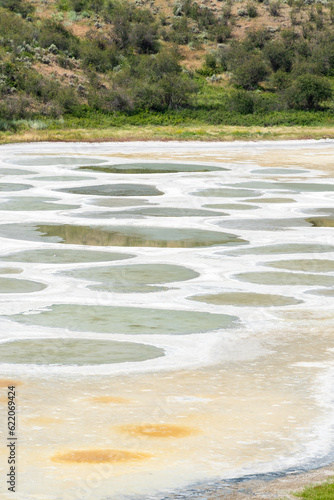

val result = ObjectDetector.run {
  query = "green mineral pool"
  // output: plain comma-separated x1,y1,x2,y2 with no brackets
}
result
306,217,334,227
0,339,164,365
0,183,32,192
0,223,247,248
0,278,47,293
1,249,135,264
6,304,239,335
90,198,155,208
216,218,309,231
203,203,259,211
223,243,334,256
0,168,35,175
264,259,334,273
78,162,227,174
251,168,308,175
235,271,334,287
189,292,302,307
192,188,261,198
76,207,228,219
0,197,80,211
57,184,163,197
6,157,106,166
32,175,95,182
234,181,334,192
0,268,22,274
59,263,199,293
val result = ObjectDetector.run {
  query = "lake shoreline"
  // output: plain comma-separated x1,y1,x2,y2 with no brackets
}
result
2,125,334,144
154,463,334,499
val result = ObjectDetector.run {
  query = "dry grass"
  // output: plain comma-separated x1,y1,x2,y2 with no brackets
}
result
69,21,92,38
2,125,334,144
179,45,207,70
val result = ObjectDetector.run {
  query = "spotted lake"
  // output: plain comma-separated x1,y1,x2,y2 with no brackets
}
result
0,140,334,500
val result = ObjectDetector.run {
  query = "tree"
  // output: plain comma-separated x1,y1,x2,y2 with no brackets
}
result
283,74,332,110
231,54,269,89
130,23,159,54
264,40,293,72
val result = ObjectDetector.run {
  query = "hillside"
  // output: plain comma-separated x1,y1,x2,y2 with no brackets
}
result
1,0,334,139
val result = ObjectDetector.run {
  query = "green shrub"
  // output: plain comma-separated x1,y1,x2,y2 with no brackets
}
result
302,23,314,40
310,37,334,76
56,0,70,11
237,8,248,17
38,20,79,56
283,74,332,110
80,38,119,72
0,60,19,92
70,0,88,12
281,29,299,49
130,22,159,54
268,0,281,16
15,69,58,101
139,48,184,80
246,3,258,17
88,85,134,112
0,118,15,131
204,52,217,71
0,7,35,43
264,40,293,72
57,54,76,69
173,0,217,30
0,94,31,119
290,9,299,26
157,74,197,109
220,3,232,20
295,40,311,59
291,61,321,78
227,90,255,114
196,6,216,29
132,6,155,24
168,17,193,45
0,0,34,17
88,0,104,13
54,86,80,113
245,28,273,50
231,54,270,89
330,3,334,23
215,24,232,43
270,69,291,90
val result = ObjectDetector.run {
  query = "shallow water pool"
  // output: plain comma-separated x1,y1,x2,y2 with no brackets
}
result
0,223,247,247
6,304,239,334
59,263,199,293
0,338,164,365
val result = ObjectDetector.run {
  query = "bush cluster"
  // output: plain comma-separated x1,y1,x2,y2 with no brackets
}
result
207,22,334,109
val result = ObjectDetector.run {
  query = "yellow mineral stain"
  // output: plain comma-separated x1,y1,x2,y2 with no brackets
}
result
0,379,22,388
118,423,199,438
26,416,59,425
52,449,151,464
277,310,334,321
87,396,130,404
